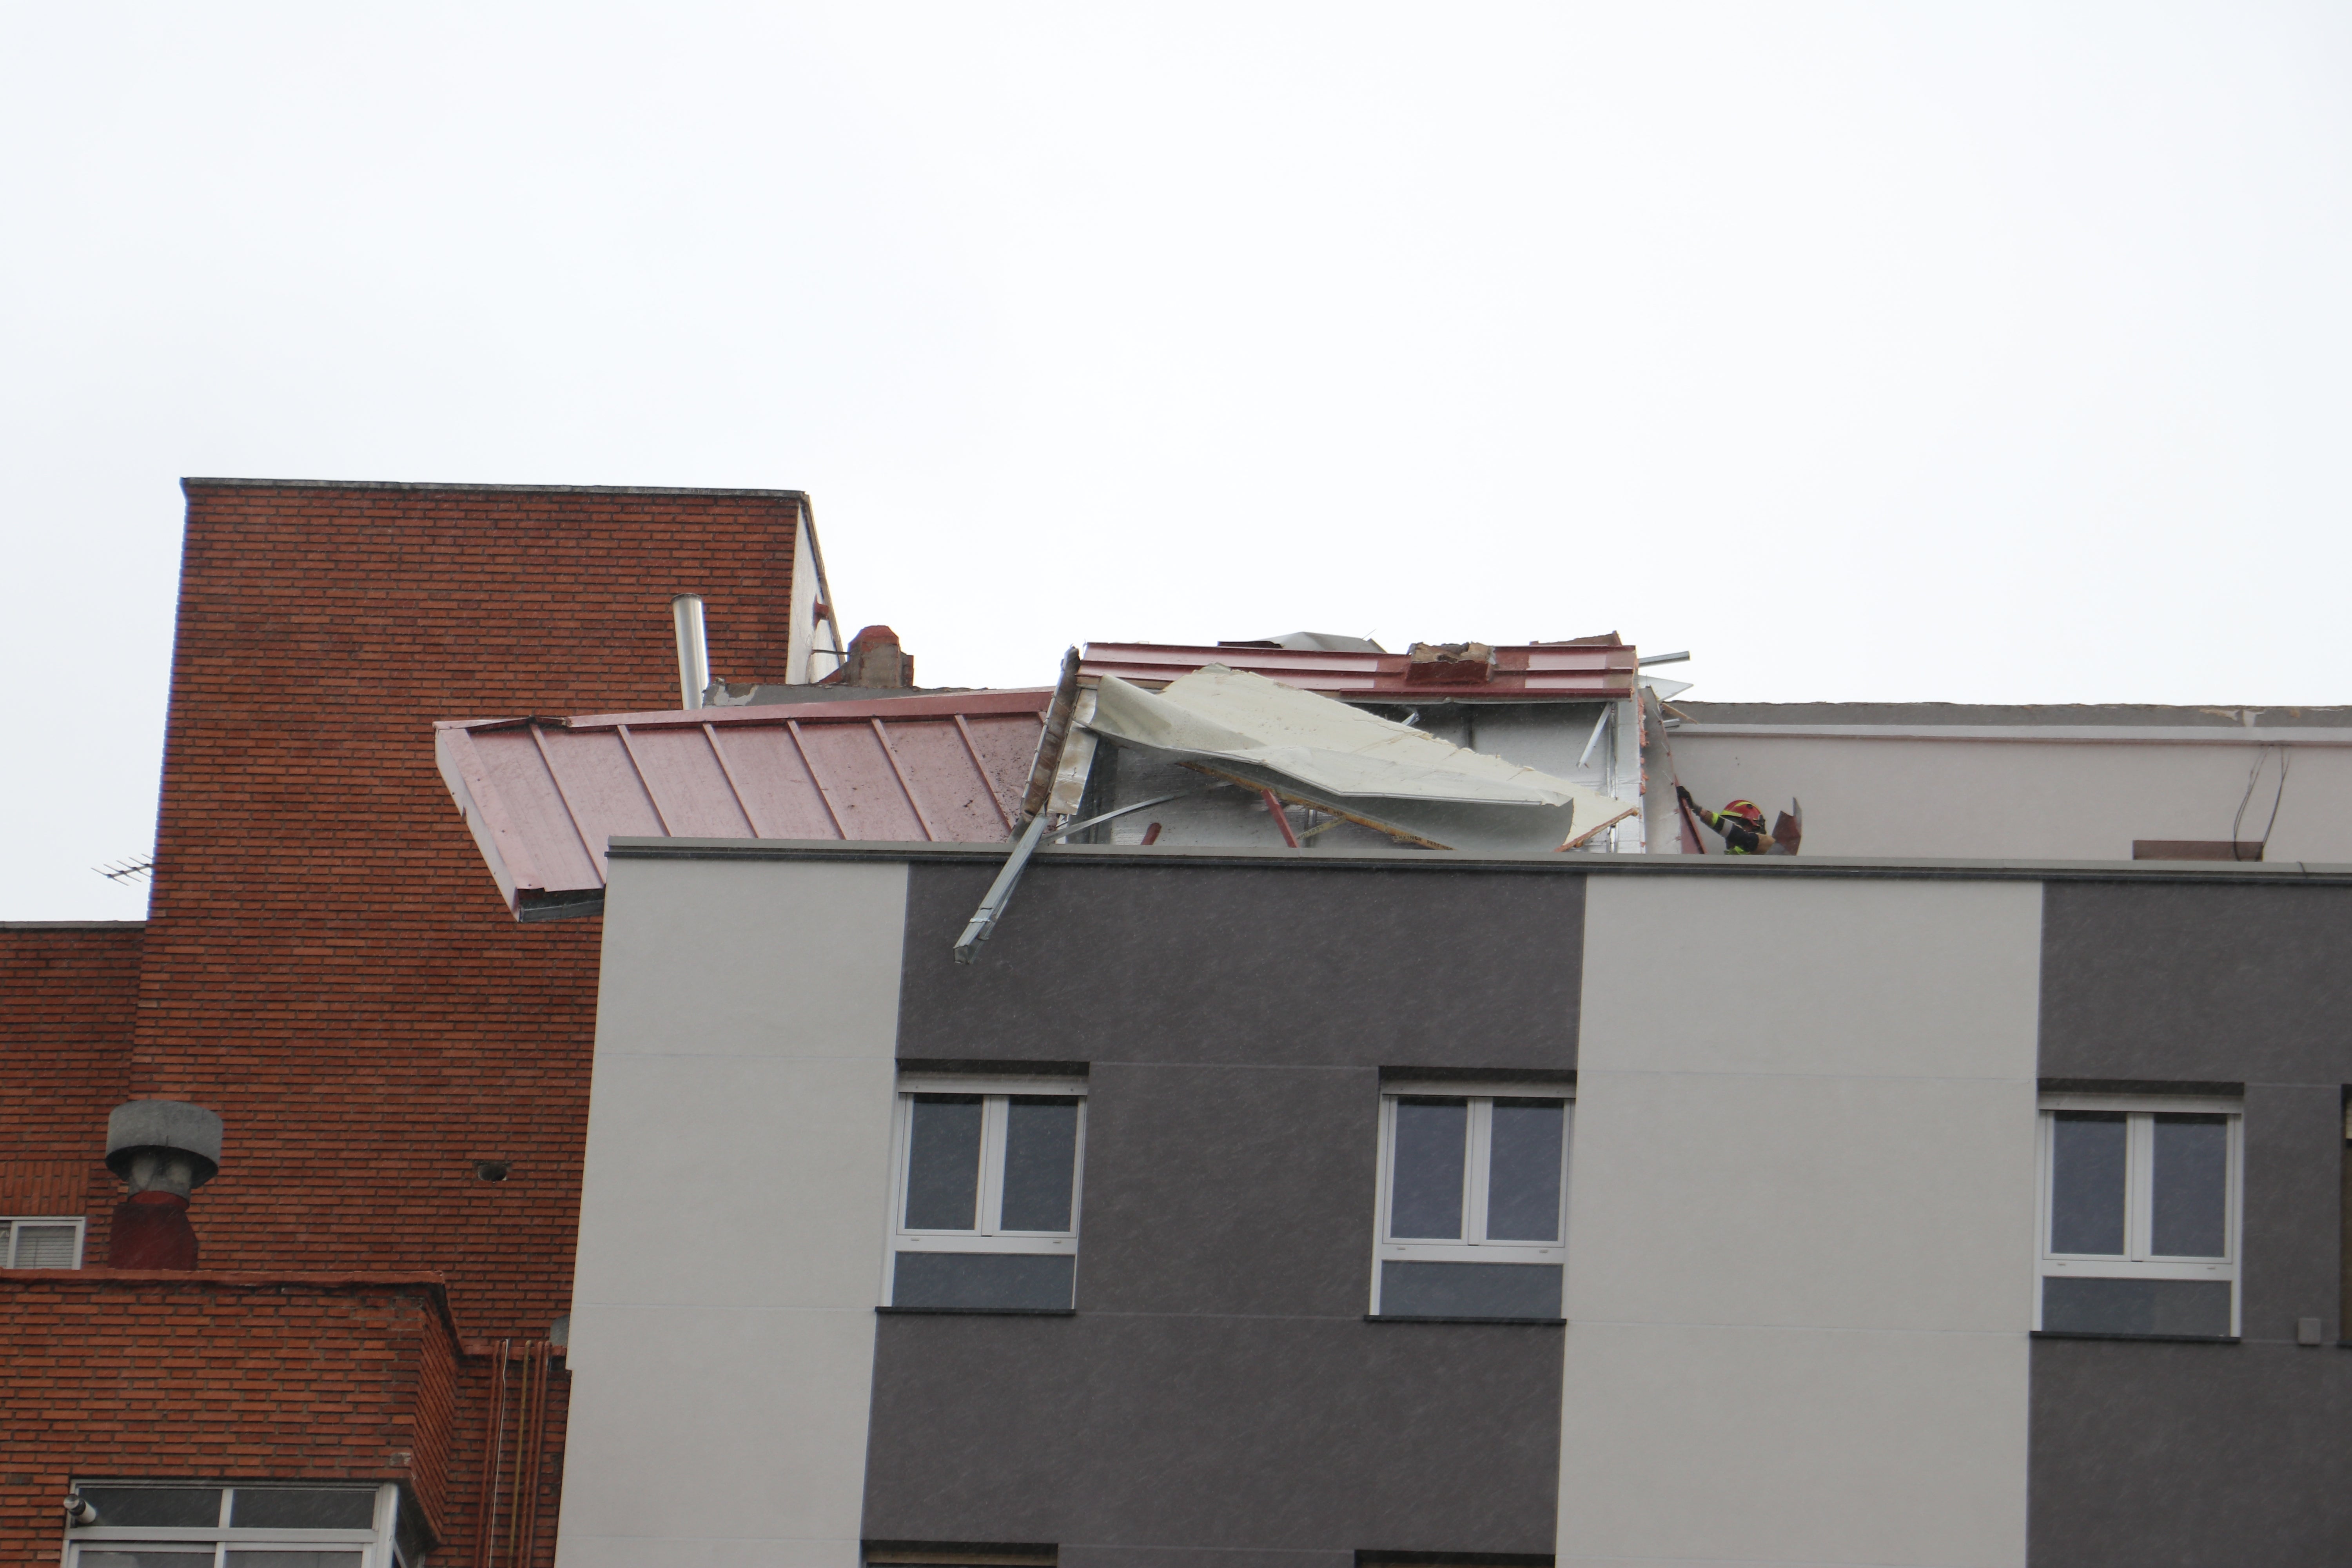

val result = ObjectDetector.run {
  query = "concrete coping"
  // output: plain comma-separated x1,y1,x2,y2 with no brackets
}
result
603,835,2352,887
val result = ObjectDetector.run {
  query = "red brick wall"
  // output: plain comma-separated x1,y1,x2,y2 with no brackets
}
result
131,481,806,1334
0,1271,459,1560
0,923,142,1255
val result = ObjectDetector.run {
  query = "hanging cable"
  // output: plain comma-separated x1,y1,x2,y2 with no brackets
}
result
2230,745,2291,860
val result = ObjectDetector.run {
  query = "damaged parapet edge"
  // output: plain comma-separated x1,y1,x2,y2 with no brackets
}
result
960,649,1089,964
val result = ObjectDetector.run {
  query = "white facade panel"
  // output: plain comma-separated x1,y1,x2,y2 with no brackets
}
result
1562,875,2042,1568
558,856,909,1568
1673,731,2352,862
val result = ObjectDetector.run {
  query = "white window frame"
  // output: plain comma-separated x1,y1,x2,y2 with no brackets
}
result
883,1074,1087,1305
63,1480,407,1566
3,1215,85,1269
2035,1092,2243,1335
1370,1080,1571,1315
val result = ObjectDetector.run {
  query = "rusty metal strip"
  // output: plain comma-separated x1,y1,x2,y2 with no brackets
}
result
702,723,765,838
1558,802,1641,851
951,714,1014,831
1259,787,1303,849
1178,763,1446,849
786,720,849,839
470,1338,511,1568
613,724,675,836
1017,648,1083,825
528,725,608,879
871,718,939,842
505,1344,532,1566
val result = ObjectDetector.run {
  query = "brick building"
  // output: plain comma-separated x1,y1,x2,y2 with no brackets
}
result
2,479,840,1566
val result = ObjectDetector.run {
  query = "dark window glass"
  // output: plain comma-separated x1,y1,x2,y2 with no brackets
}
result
2049,1112,2127,1255
2042,1276,2233,1338
891,1251,1074,1310
1486,1099,1566,1241
904,1095,983,1230
75,1487,223,1528
1379,1260,1563,1319
999,1097,1079,1232
2150,1114,2229,1258
80,1555,216,1568
1390,1098,1467,1239
230,1488,378,1530
225,1555,366,1568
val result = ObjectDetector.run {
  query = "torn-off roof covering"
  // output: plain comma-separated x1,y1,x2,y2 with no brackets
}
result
435,688,1050,920
1085,666,1637,851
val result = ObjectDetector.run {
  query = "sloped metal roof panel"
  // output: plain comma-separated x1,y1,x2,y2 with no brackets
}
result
435,688,1051,920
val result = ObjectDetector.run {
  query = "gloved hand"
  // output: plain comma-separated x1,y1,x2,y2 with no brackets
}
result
1675,784,1696,807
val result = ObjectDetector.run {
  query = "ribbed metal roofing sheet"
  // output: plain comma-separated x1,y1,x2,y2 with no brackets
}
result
1079,641,1639,701
436,688,1051,920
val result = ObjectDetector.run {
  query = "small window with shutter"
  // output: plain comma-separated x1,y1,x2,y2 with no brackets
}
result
3,1216,85,1268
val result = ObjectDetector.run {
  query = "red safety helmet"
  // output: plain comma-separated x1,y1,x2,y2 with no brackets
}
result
1722,799,1766,830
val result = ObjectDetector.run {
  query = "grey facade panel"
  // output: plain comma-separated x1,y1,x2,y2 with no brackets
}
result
2037,883,2352,1564
2040,882,2352,1085
2029,1338,2352,1566
867,862,1581,1557
896,861,1586,1071
863,1313,1564,1559
1076,1063,1382,1319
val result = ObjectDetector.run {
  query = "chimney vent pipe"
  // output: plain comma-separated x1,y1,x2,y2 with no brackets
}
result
671,595,709,710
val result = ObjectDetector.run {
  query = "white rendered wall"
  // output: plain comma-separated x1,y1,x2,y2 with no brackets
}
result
557,856,908,1568
786,511,818,683
1673,732,2352,862
1562,875,2042,1568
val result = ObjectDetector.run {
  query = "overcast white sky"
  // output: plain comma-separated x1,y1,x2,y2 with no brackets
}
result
6,4,2350,918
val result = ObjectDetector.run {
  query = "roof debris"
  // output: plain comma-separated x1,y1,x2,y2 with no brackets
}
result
1085,665,1638,852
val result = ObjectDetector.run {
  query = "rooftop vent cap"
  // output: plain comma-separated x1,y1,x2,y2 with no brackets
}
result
105,1099,223,1193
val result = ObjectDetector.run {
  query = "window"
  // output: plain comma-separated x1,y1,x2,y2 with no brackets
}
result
4,1215,85,1268
2037,1094,2242,1338
64,1482,417,1567
1372,1083,1569,1319
886,1075,1085,1311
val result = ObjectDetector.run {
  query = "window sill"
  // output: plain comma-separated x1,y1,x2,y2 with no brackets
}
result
1365,1314,1566,1326
876,1306,1076,1317
2031,1329,2239,1345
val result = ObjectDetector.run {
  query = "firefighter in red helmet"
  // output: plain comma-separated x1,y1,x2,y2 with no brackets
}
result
1677,786,1772,854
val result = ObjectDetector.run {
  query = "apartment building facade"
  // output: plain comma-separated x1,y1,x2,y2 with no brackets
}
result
557,838,2352,1568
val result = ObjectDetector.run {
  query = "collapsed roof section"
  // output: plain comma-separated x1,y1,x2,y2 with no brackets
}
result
434,688,1051,920
1043,637,1661,854
1086,667,1637,851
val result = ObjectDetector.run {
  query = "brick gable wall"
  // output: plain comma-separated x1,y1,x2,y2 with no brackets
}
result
33,481,809,1565
0,924,143,1258
134,481,805,1334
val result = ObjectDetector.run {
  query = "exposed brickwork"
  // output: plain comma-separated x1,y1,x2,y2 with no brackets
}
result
0,923,142,1254
133,481,804,1334
0,1271,460,1560
0,481,807,1565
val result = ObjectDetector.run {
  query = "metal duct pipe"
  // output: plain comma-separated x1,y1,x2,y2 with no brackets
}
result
671,594,709,710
